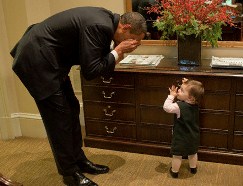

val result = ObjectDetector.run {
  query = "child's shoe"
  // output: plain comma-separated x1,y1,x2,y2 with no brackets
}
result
190,167,197,174
169,167,178,178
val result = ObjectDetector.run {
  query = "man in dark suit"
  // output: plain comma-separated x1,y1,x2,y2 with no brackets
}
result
10,7,146,186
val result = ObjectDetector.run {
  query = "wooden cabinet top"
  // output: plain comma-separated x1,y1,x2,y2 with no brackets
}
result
115,58,243,78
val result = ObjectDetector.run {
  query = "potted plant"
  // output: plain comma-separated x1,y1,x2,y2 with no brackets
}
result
147,0,239,65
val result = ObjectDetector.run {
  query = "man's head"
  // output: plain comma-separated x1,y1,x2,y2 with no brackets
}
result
113,12,147,45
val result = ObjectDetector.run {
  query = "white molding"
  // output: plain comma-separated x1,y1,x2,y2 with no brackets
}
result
10,103,83,120
10,113,42,120
7,102,84,138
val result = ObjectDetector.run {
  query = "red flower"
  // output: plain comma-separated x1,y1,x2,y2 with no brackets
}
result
146,0,239,47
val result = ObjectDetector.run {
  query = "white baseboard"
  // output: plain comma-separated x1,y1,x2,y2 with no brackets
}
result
8,103,85,138
9,113,45,138
10,103,83,120
11,113,41,120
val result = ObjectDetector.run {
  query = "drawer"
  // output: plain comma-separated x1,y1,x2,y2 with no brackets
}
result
139,91,231,110
197,77,231,92
82,86,134,104
138,88,168,106
201,93,230,110
138,74,180,88
235,94,243,111
138,74,231,92
137,125,172,144
83,102,135,122
200,111,230,130
85,120,136,139
140,106,173,125
200,131,228,149
82,73,134,86
234,114,243,132
236,78,243,93
232,134,243,151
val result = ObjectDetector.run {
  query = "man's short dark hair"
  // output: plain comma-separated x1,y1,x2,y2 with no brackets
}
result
120,12,147,35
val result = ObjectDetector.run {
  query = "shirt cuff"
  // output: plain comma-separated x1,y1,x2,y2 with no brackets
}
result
110,50,118,61
168,95,175,100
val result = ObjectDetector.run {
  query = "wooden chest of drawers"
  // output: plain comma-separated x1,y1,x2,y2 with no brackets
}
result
82,73,136,141
81,61,243,165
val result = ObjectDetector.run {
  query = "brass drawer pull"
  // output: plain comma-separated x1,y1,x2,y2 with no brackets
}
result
105,126,117,134
101,76,113,84
103,106,116,117
102,91,115,99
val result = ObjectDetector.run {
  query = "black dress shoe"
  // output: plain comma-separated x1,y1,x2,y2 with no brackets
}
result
78,160,109,175
63,171,98,186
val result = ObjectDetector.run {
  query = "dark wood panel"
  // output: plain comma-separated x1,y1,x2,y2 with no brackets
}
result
197,77,231,92
200,111,230,130
83,102,135,122
138,88,168,106
200,131,228,149
197,149,243,165
138,74,231,92
236,78,243,92
82,73,134,86
137,125,172,144
235,94,243,111
84,137,243,165
85,120,136,140
84,137,171,157
85,137,243,165
201,93,231,110
138,74,181,87
232,134,243,151
82,86,135,104
234,114,243,131
140,106,173,125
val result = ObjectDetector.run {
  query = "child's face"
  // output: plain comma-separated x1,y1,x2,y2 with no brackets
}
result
177,84,190,101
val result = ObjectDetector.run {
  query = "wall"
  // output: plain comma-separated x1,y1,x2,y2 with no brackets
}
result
49,0,125,15
1,0,51,139
0,0,22,139
133,45,243,58
1,0,242,139
0,0,126,139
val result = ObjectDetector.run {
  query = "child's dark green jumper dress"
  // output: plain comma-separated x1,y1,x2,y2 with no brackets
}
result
171,101,200,156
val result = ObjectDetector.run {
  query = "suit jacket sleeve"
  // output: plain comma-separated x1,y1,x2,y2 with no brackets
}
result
10,24,36,57
80,24,115,80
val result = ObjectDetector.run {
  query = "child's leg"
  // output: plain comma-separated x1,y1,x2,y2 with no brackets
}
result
171,155,182,172
188,153,197,168
188,153,198,174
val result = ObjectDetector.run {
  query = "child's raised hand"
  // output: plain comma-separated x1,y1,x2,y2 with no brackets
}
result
182,78,188,84
169,85,178,97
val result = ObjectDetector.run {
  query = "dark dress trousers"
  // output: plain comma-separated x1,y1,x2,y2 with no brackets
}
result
10,7,120,176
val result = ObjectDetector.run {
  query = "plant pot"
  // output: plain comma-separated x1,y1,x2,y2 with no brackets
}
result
177,35,201,66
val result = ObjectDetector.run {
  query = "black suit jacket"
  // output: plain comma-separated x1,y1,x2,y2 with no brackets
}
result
11,7,120,100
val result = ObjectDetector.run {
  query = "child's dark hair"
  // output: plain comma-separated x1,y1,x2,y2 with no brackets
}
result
184,80,204,104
